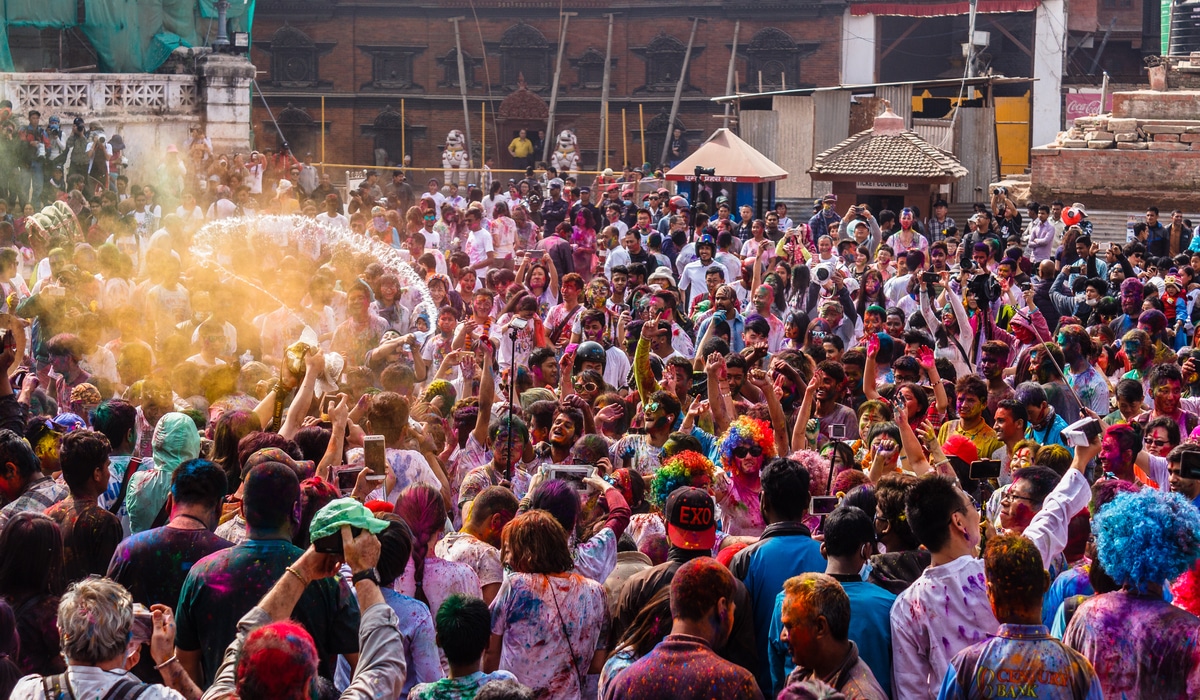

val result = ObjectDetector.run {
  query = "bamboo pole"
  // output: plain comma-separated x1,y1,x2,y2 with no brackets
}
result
723,21,740,130
638,103,645,167
598,13,615,170
320,95,325,169
543,12,577,163
450,17,473,174
622,108,628,168
661,17,703,166
400,99,406,166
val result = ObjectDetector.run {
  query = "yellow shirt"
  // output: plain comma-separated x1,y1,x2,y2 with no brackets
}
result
937,419,1003,459
508,137,533,158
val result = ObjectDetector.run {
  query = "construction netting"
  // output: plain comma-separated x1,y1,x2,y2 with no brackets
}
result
0,0,254,72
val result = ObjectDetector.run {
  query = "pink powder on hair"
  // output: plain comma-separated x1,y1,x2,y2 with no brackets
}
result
236,620,318,698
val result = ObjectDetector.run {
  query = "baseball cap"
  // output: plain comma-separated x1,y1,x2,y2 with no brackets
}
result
822,194,837,203
666,487,716,550
941,434,979,465
309,497,389,542
51,413,86,433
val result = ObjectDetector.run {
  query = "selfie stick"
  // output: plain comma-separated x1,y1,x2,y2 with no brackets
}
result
507,329,518,480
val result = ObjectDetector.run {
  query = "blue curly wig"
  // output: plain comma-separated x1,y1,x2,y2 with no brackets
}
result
1095,488,1200,592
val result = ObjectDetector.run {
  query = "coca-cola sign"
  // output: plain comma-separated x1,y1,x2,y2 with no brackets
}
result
1065,92,1114,120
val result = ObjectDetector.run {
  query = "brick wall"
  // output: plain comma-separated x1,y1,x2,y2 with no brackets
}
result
249,2,845,173
1031,146,1200,209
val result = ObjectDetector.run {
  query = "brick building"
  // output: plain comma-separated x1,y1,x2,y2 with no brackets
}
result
248,0,847,174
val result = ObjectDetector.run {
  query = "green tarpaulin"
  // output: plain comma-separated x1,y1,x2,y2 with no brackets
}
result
0,0,254,73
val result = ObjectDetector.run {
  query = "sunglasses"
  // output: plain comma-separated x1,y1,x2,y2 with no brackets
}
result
1144,438,1171,447
733,445,764,459
580,382,599,393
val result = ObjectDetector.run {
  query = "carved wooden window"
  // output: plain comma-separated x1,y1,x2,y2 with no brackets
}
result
270,26,319,88
500,23,551,90
371,108,406,164
644,34,686,90
438,49,479,88
373,52,414,89
574,48,605,89
743,28,802,90
276,105,317,156
641,111,685,169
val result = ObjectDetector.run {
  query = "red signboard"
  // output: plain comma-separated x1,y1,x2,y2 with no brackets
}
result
1065,93,1114,121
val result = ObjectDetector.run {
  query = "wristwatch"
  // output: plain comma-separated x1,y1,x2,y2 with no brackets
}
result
351,568,380,586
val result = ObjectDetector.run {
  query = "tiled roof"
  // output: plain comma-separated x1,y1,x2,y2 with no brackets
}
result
810,128,968,179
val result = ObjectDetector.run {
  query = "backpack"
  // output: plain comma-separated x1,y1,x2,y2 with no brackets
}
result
42,673,150,700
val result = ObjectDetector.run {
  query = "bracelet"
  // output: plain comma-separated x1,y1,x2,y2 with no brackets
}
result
155,654,178,670
284,565,308,586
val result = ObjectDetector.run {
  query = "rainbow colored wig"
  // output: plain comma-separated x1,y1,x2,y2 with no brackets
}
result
1095,489,1200,592
421,380,458,417
650,450,716,507
718,416,776,473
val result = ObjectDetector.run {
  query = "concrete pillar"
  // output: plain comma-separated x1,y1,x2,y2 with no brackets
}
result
842,10,877,86
197,53,255,154
1033,0,1067,147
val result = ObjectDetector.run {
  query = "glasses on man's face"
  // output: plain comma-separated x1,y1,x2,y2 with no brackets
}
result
733,445,764,459
999,491,1035,505
1145,437,1171,448
580,382,599,393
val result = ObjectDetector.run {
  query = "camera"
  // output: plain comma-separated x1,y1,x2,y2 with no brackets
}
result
811,496,840,515
1063,417,1103,448
921,271,941,285
968,459,1002,480
509,317,529,330
1181,451,1200,480
815,265,832,283
967,273,999,304
829,424,846,441
993,186,1007,196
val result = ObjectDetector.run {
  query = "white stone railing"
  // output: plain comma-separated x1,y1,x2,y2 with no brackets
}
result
0,73,199,117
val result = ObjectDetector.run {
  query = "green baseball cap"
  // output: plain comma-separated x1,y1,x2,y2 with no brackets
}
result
309,498,389,542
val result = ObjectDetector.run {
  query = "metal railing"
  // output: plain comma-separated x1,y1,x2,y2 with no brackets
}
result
315,162,673,198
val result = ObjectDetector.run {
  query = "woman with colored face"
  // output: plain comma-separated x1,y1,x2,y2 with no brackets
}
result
711,415,777,537
885,207,929,257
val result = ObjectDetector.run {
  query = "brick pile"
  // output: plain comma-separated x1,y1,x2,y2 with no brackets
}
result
1053,115,1200,153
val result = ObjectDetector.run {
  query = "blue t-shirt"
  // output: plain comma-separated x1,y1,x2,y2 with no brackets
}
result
1042,564,1093,629
730,526,825,692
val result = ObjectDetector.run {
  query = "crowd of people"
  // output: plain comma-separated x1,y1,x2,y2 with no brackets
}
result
0,103,1198,700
